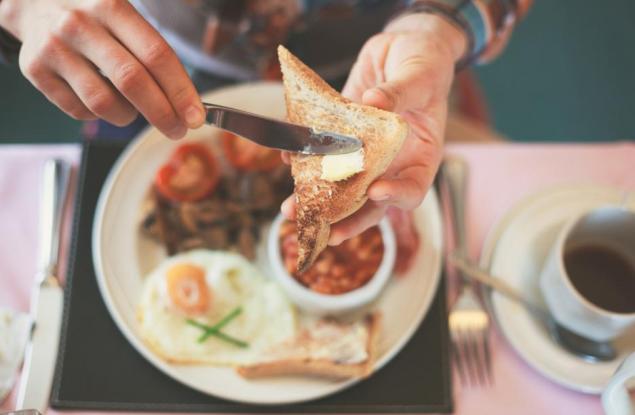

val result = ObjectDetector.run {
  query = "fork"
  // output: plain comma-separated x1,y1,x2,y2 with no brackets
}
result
441,157,492,387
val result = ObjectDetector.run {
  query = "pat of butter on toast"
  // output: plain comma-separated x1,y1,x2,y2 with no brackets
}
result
320,148,365,181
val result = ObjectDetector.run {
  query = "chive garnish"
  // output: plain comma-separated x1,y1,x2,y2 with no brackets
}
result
186,306,248,348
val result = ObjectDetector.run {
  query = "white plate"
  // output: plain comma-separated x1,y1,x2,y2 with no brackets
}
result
92,82,444,405
480,184,635,394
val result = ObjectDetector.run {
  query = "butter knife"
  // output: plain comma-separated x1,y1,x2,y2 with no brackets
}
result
203,102,362,155
16,159,71,412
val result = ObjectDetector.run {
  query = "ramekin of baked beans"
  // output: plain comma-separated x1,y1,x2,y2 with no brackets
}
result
267,213,396,316
279,221,384,295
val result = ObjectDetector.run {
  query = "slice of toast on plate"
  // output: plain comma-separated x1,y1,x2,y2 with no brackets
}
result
236,313,381,379
277,45,408,272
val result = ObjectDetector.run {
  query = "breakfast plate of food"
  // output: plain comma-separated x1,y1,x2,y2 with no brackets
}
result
92,48,443,404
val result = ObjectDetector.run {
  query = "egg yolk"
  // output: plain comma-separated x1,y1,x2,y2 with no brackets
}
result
166,263,211,315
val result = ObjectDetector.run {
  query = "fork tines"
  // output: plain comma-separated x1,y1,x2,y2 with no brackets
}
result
449,291,493,387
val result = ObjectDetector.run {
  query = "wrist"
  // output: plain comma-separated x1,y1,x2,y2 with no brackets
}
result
385,13,468,64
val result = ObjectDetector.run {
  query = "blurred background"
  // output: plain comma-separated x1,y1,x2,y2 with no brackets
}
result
1,0,634,144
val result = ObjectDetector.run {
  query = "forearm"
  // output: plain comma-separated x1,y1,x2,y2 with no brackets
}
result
516,0,533,19
479,0,533,63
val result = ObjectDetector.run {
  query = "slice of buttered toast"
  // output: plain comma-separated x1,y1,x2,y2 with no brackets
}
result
278,46,408,272
236,313,381,379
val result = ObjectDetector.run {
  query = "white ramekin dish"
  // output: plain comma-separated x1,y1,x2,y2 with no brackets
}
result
267,213,396,316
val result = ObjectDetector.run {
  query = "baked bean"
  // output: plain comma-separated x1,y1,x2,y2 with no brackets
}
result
332,265,346,279
314,257,332,274
357,247,372,260
344,236,361,250
284,256,296,274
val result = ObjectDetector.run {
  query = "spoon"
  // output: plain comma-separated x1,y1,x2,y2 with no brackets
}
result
449,254,617,362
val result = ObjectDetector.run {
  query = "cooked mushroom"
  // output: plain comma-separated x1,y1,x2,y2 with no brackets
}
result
202,226,229,249
141,152,295,259
249,173,276,210
179,199,227,233
237,226,256,260
176,237,207,251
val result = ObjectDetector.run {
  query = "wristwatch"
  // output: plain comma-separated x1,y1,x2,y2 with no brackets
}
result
401,0,519,70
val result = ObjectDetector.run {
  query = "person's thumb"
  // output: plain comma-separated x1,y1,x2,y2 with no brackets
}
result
361,57,436,114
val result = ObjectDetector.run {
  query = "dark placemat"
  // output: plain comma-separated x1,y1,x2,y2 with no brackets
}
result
51,140,452,413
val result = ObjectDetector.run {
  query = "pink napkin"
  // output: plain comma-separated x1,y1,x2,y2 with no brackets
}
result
0,145,79,312
0,141,634,414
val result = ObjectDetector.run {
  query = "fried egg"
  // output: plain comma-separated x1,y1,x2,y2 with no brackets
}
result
137,250,297,365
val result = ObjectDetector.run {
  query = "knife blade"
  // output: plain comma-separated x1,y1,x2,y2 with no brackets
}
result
203,102,362,155
16,159,71,413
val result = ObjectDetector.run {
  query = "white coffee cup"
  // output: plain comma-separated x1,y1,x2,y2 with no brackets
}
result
602,352,635,415
540,206,635,342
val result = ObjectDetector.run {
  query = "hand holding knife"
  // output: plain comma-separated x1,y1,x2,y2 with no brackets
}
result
16,159,71,413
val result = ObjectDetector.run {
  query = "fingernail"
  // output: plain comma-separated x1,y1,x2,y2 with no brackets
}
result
363,87,394,111
184,105,204,128
328,234,343,246
371,193,390,201
167,124,187,140
280,199,291,214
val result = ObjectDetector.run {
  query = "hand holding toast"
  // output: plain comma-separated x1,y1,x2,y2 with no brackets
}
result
282,13,467,247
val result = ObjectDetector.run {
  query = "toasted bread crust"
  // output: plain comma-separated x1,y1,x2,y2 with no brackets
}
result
236,313,381,380
278,46,408,272
236,358,368,379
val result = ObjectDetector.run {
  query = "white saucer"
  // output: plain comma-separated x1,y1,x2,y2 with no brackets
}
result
480,184,635,394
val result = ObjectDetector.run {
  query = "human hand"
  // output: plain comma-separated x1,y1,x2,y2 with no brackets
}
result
282,13,466,245
0,0,205,139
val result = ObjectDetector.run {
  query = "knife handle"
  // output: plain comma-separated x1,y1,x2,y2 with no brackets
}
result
37,159,71,282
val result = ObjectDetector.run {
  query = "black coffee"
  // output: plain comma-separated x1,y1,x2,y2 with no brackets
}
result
564,244,635,314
